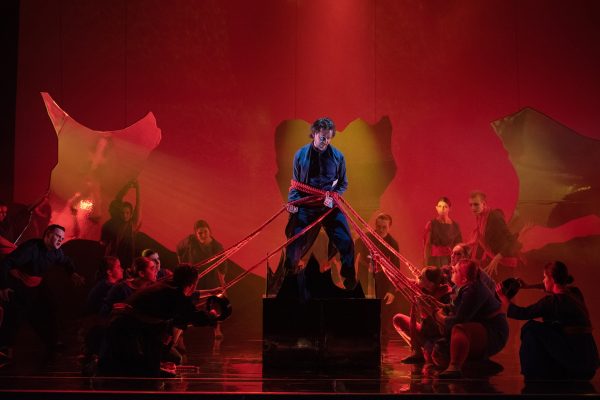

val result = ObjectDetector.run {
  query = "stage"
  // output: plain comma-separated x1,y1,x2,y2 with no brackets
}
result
0,327,598,399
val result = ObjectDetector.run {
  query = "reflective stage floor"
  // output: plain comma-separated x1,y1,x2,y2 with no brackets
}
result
0,328,598,399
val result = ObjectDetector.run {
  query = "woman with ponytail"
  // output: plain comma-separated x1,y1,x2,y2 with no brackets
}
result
497,261,598,380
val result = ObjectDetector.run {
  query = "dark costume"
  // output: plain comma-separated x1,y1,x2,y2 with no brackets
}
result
355,233,398,334
444,277,509,358
99,280,214,377
99,280,136,317
101,218,135,272
0,239,76,352
424,219,462,267
471,208,521,277
176,236,227,290
507,287,598,380
84,278,115,316
286,143,355,283
396,283,453,356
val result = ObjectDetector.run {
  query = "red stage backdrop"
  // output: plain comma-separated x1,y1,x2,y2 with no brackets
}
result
13,0,600,333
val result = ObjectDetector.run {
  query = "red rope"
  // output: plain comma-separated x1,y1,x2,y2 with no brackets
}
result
193,195,321,280
223,206,336,290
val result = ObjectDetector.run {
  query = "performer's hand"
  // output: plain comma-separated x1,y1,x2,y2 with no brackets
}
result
0,288,14,302
495,283,510,313
495,283,508,302
323,194,334,208
434,308,446,325
286,204,298,214
71,272,85,287
383,292,395,305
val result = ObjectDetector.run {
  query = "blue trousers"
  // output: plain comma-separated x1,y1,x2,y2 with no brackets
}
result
285,207,355,280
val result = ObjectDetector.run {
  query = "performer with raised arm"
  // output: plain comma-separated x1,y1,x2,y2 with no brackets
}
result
100,179,141,273
285,117,356,290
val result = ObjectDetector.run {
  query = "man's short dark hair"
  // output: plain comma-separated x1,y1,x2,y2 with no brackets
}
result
173,264,199,288
194,220,210,231
310,117,336,138
469,190,487,201
376,213,393,226
43,224,65,237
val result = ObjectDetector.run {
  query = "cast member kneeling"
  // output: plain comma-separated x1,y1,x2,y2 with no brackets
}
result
434,259,509,378
98,264,230,377
496,261,598,381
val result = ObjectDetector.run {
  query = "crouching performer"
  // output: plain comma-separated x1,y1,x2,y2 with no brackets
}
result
433,259,509,378
98,264,231,377
496,261,598,381
393,266,453,364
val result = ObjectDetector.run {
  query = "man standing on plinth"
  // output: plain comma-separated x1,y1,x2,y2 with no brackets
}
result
285,117,356,290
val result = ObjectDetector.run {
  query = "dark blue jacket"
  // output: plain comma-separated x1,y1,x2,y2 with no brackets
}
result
288,143,348,202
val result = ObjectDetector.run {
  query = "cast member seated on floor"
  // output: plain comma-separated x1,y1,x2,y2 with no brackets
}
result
0,224,85,363
433,259,509,378
100,179,141,275
99,256,157,317
98,264,228,377
393,266,452,364
423,197,462,268
177,219,227,339
496,261,598,381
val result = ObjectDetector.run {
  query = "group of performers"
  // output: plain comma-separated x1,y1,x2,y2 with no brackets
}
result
281,117,598,381
0,200,230,376
0,116,598,381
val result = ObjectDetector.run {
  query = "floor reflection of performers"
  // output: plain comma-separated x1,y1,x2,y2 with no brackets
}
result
424,197,462,268
435,259,508,378
100,179,141,273
285,117,356,290
98,265,218,377
468,191,521,279
497,261,598,381
0,224,84,360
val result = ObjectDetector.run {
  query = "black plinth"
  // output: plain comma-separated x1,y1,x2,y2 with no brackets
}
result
263,298,381,369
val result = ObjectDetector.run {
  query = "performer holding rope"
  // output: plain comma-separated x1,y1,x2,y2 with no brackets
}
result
284,117,357,291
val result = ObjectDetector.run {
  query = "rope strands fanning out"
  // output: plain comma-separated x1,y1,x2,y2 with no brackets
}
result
193,180,444,324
